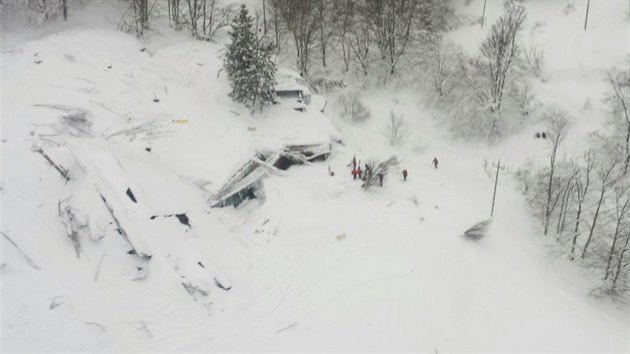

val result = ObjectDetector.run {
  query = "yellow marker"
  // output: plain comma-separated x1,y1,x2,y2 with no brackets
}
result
173,119,188,124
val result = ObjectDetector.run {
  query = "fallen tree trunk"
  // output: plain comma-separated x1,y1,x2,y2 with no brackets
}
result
1,231,41,271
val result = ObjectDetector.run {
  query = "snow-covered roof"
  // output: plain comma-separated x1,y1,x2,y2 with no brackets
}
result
275,68,312,95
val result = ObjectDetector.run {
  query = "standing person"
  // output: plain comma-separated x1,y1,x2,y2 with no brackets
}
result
432,157,439,169
357,166,363,180
352,167,358,180
402,169,408,181
378,173,384,187
351,156,357,169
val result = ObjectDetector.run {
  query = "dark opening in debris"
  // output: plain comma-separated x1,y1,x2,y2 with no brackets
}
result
150,215,157,220
214,277,232,291
273,156,293,170
175,214,190,228
126,188,137,203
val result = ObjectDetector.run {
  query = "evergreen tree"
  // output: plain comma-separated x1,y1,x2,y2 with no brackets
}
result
224,5,276,113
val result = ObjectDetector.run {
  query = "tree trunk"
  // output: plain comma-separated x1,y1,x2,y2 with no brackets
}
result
481,0,487,28
605,198,628,280
611,230,630,290
570,203,582,260
581,183,606,259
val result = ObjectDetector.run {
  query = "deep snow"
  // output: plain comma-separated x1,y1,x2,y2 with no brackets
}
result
1,0,629,352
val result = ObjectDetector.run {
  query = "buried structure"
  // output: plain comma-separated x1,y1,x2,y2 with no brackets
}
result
210,143,332,208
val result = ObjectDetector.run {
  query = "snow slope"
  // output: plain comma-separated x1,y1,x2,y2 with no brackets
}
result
1,1,629,352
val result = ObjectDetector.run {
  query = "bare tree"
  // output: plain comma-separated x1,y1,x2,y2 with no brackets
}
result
339,91,370,122
61,0,67,20
581,160,617,259
602,65,630,175
610,227,630,292
543,110,570,235
181,0,232,41
382,110,408,146
604,185,629,280
267,0,285,53
570,149,595,260
119,0,155,37
315,0,336,68
335,0,355,72
348,17,371,76
275,0,319,75
555,162,577,236
364,0,417,75
431,42,460,98
480,3,526,113
167,0,182,29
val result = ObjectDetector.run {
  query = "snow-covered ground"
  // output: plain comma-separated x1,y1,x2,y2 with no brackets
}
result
1,0,629,352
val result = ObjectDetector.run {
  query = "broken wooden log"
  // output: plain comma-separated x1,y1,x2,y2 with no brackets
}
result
33,147,70,182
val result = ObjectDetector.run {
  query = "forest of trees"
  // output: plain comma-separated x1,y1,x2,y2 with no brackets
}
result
515,66,630,295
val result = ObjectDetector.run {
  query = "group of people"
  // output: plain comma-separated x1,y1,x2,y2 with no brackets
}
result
349,156,385,187
346,156,439,187
346,156,439,186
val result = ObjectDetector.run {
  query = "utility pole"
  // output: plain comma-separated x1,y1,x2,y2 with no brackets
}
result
263,0,267,35
584,0,590,31
481,0,487,28
490,159,501,217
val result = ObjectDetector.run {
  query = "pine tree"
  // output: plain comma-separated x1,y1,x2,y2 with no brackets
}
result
224,5,277,113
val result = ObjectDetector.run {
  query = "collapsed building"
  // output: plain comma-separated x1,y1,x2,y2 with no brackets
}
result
210,142,333,208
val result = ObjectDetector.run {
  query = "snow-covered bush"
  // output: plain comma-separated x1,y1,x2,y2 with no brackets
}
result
338,91,370,122
382,110,408,146
524,45,545,80
462,219,492,240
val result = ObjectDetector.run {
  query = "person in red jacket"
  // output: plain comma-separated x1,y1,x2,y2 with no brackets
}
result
402,169,408,181
351,167,358,180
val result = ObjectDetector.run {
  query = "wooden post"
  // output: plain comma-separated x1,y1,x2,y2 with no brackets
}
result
584,0,590,31
481,0,487,28
490,159,500,217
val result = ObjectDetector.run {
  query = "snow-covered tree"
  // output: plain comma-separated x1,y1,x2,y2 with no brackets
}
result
480,3,526,113
542,109,570,235
224,5,277,113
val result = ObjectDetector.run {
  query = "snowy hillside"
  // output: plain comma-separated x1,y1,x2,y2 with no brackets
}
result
1,0,629,352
